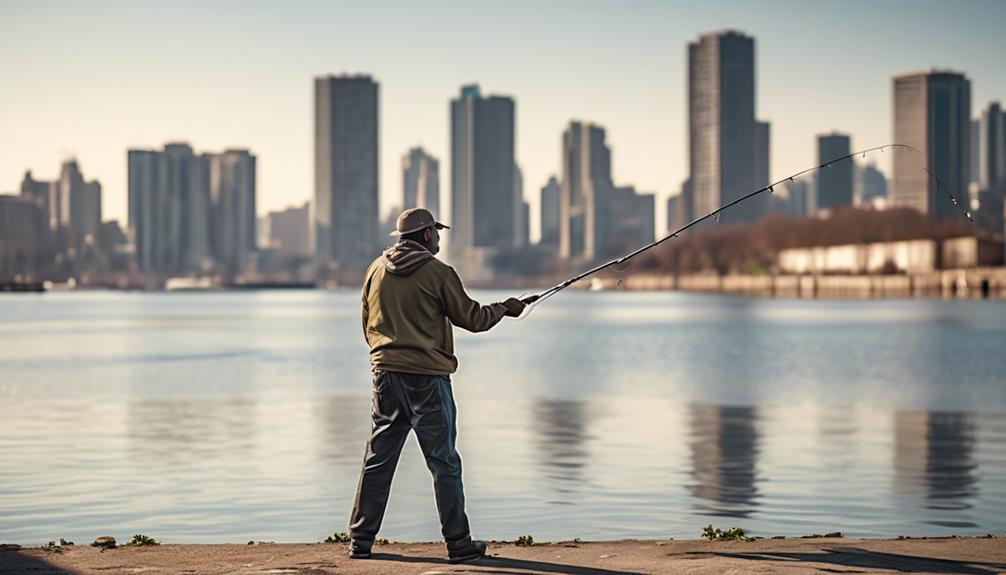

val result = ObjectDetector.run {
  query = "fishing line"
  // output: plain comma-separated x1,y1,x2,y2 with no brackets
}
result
516,144,972,320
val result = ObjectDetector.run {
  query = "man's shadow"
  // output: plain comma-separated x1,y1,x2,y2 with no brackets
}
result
695,546,1006,575
371,552,646,575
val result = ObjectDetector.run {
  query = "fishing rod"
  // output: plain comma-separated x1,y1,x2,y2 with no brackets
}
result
517,144,973,317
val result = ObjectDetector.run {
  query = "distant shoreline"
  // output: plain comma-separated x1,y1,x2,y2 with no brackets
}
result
5,267,1006,299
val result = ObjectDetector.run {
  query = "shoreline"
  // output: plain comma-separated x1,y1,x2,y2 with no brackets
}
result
4,536,1004,574
5,267,1006,299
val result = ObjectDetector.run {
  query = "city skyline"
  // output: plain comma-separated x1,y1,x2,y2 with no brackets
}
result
3,0,1006,240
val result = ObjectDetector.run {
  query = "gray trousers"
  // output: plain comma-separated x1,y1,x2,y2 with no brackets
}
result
349,370,471,545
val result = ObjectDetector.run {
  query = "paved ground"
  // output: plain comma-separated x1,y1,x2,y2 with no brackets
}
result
2,537,1005,574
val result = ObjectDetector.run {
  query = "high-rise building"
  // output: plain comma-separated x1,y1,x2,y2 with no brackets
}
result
978,102,1005,192
785,179,810,218
560,121,611,260
513,164,525,247
857,164,888,206
129,145,212,274
314,75,380,270
19,171,57,233
667,194,680,233
264,203,311,258
755,121,771,189
604,185,654,257
402,147,440,217
817,133,853,210
688,30,765,224
380,206,399,239
128,150,163,273
519,200,530,248
539,176,560,247
164,143,211,272
210,150,256,274
669,179,692,231
892,70,971,220
0,194,49,280
449,84,516,278
20,161,99,255
52,160,101,253
970,119,980,186
129,144,254,276
974,102,1006,233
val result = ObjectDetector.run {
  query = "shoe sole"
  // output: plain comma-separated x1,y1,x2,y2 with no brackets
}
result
448,551,486,564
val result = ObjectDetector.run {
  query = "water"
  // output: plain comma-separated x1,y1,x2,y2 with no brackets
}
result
1,291,1004,544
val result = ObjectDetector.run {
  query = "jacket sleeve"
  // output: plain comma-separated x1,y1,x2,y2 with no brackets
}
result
441,266,507,333
361,274,371,343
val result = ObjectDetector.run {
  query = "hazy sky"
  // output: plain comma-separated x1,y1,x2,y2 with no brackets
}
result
2,0,1004,237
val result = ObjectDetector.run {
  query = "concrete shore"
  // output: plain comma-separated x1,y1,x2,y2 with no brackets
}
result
595,267,1006,298
3,537,1005,574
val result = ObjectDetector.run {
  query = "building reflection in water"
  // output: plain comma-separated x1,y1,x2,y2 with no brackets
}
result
532,399,592,500
817,403,859,471
687,402,761,518
894,410,979,525
314,394,372,466
126,397,258,466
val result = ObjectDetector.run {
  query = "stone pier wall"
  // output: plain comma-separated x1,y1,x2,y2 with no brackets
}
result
602,267,1006,298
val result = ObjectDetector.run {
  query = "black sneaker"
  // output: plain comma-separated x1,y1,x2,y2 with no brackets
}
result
447,537,487,564
349,540,371,559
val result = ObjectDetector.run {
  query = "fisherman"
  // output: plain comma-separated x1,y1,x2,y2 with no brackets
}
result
349,208,525,563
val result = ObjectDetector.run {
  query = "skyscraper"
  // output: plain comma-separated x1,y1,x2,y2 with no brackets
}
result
785,179,811,218
688,30,764,224
513,164,525,247
970,119,980,186
974,102,1006,233
755,121,771,189
857,163,888,206
666,194,680,233
518,200,530,248
19,171,57,233
0,194,49,280
669,179,692,231
165,143,211,271
128,149,163,273
892,70,971,220
560,121,611,260
314,75,380,270
264,203,311,258
129,144,254,276
210,150,257,274
604,185,655,256
978,102,1005,192
539,176,560,247
55,160,101,253
449,84,516,278
402,147,440,217
817,133,853,210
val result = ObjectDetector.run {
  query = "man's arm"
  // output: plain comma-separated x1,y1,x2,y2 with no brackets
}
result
361,273,371,343
440,267,523,332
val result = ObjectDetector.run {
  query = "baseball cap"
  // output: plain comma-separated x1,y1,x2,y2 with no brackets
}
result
389,208,450,236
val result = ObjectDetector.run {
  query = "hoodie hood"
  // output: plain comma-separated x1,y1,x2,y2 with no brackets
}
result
381,239,434,276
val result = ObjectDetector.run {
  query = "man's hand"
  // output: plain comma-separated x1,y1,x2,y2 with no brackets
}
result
501,297,526,318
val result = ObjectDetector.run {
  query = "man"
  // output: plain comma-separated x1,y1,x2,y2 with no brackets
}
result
349,207,525,563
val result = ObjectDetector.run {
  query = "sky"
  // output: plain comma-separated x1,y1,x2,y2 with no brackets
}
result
2,0,1004,239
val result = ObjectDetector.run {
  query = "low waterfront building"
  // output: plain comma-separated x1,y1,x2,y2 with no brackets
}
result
777,236,1003,275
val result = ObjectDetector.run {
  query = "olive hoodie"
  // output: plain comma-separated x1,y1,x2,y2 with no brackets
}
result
361,239,508,375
